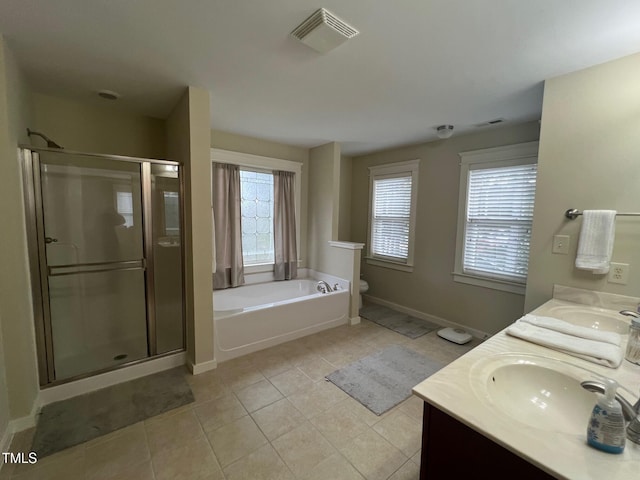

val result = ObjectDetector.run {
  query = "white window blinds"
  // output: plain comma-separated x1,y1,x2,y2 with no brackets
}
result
463,163,537,283
371,175,412,261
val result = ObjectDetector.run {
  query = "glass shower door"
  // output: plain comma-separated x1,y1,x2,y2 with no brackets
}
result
37,152,149,381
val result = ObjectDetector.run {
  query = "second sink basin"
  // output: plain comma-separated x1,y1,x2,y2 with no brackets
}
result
469,354,627,436
543,305,629,334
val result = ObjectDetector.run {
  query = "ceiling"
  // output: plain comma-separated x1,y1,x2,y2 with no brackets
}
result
1,1,640,155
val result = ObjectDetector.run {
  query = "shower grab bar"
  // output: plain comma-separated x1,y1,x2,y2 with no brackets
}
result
47,259,145,277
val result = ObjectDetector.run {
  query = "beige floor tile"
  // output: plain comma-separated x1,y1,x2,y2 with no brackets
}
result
84,424,150,480
10,443,84,477
151,437,224,480
207,415,268,468
388,459,420,480
251,398,306,441
193,393,247,432
341,429,407,480
235,379,283,412
253,354,295,379
299,452,365,480
296,357,336,382
287,380,347,419
10,448,85,480
372,411,422,457
223,444,294,480
410,450,421,466
95,460,155,480
221,365,267,392
339,396,388,427
309,400,370,449
269,368,315,397
398,395,424,421
271,422,336,477
189,378,230,405
145,409,206,456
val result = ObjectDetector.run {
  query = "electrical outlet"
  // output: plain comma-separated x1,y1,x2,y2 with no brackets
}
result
608,263,630,285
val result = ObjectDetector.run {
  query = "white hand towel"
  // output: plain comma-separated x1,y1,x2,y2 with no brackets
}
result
520,314,622,347
506,322,623,368
575,210,616,274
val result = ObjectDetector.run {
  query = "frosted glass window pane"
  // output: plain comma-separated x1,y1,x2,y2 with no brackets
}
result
240,170,274,265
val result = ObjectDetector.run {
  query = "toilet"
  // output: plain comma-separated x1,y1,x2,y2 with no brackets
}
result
359,279,369,309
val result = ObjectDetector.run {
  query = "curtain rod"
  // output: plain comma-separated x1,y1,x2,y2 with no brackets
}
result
565,209,640,220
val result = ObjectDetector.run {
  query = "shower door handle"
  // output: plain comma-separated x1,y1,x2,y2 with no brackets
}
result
47,259,146,277
44,237,58,244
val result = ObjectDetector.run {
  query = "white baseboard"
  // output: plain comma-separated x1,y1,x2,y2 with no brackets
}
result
349,316,361,325
188,358,217,375
38,352,187,407
362,294,491,340
7,399,40,434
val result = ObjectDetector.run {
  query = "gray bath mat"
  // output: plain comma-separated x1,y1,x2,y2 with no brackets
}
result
326,345,443,415
360,304,439,339
31,367,194,458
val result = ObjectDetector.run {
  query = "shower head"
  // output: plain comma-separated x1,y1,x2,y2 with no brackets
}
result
27,128,64,149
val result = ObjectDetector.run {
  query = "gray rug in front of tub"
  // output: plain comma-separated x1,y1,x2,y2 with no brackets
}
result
359,304,439,339
31,367,194,458
326,345,443,415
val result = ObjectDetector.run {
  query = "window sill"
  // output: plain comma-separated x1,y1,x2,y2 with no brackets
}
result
244,263,274,274
365,257,414,273
452,272,525,295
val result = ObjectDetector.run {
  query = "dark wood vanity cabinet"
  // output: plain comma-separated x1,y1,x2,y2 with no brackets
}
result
419,402,556,479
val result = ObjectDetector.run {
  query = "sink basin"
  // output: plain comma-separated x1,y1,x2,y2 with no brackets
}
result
470,354,611,435
543,305,629,334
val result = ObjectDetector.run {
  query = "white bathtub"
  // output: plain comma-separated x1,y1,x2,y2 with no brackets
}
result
214,278,349,362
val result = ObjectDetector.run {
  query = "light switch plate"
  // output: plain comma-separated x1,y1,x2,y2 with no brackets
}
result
608,263,630,285
552,235,570,255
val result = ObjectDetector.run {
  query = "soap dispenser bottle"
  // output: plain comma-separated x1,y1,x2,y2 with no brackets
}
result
587,378,626,454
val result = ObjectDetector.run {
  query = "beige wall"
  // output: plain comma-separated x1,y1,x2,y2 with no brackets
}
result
211,129,310,267
0,37,39,426
166,87,214,369
338,156,353,240
351,122,540,334
525,52,640,312
308,142,341,271
31,93,166,159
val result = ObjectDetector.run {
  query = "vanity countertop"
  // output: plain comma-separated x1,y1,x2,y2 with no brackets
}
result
412,287,640,480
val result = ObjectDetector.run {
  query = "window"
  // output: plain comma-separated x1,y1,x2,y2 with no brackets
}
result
367,160,419,272
163,191,180,236
454,142,538,294
240,170,275,266
115,190,134,227
211,148,303,273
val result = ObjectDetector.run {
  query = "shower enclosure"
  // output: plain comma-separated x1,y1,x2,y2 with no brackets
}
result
21,147,185,386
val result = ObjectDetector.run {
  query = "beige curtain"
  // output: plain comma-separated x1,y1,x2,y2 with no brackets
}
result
212,163,244,289
273,170,297,281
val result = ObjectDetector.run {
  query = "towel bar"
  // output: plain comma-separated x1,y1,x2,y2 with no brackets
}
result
565,209,640,220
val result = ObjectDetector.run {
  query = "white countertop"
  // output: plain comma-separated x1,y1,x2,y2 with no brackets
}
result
412,286,640,480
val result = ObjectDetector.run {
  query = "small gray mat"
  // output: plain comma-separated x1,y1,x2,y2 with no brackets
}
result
32,367,194,458
360,304,439,339
326,345,443,415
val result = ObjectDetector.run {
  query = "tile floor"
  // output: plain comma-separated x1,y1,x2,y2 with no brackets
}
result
1,318,482,480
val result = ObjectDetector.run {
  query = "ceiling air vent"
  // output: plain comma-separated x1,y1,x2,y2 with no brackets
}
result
291,8,359,54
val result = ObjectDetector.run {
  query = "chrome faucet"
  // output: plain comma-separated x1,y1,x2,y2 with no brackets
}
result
316,281,333,293
581,380,640,444
619,310,640,319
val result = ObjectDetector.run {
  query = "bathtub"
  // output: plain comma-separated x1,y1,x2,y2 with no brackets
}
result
214,277,350,362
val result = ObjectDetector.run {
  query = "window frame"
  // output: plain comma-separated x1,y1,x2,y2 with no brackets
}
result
211,149,302,274
453,141,539,295
366,159,419,272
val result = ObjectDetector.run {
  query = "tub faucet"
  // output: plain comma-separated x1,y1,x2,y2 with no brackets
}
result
619,310,640,318
316,281,333,294
581,380,640,444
